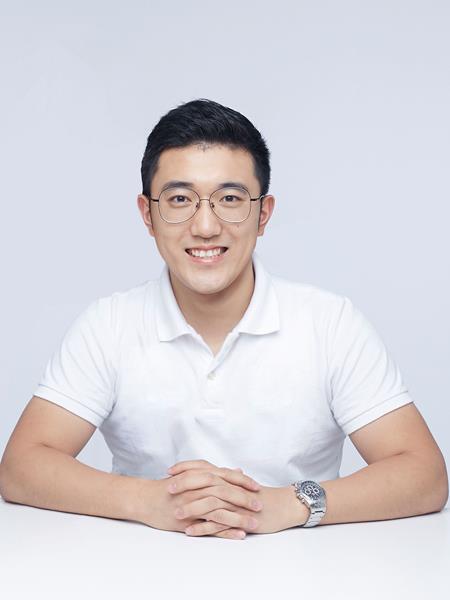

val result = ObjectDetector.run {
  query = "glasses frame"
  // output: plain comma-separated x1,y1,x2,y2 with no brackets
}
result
145,186,267,224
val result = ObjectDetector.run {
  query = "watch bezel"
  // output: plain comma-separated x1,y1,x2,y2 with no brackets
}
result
298,480,326,504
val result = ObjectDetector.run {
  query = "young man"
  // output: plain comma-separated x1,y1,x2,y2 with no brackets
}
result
0,99,447,541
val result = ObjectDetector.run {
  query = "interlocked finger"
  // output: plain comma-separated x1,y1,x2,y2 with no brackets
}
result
213,528,247,540
169,469,260,497
172,479,262,513
185,518,246,538
185,507,259,535
175,493,258,522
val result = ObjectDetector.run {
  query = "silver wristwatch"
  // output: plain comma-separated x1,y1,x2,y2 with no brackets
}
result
292,480,327,527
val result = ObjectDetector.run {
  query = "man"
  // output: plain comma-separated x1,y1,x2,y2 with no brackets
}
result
0,99,447,541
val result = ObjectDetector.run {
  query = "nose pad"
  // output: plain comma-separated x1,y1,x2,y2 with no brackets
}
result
192,199,220,225
195,198,215,214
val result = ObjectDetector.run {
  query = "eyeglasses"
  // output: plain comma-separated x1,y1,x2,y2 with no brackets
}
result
145,186,266,224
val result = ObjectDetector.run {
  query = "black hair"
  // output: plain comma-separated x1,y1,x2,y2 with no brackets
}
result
140,98,271,198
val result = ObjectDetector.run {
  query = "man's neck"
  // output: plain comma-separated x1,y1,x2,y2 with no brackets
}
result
169,259,255,340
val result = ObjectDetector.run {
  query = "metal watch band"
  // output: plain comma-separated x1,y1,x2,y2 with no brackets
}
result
302,504,326,527
292,480,327,528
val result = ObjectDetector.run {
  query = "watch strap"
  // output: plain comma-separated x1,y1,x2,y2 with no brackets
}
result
292,480,327,528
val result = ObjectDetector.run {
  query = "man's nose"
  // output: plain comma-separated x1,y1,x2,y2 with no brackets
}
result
190,199,222,234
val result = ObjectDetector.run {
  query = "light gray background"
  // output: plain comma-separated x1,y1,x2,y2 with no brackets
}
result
1,1,448,490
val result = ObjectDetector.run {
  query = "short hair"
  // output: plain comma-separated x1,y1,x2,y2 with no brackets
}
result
141,98,271,198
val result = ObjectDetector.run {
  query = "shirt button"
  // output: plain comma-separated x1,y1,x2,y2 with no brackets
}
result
207,371,216,380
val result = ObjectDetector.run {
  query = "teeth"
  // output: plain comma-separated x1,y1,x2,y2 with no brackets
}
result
188,247,225,258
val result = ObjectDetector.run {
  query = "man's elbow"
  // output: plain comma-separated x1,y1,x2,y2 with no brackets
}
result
0,461,10,500
429,452,448,512
437,470,449,512
408,447,448,512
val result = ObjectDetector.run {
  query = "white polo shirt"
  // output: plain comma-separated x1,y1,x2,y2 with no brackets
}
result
33,251,414,486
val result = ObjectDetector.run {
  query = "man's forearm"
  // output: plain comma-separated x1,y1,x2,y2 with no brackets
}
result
286,451,448,527
0,445,149,523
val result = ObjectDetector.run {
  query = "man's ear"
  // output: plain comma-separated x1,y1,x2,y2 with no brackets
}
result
137,193,155,238
257,194,275,237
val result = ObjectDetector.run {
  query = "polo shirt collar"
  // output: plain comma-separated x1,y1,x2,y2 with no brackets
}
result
155,250,280,342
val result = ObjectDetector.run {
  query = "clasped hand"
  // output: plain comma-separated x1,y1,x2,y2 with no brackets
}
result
161,459,295,539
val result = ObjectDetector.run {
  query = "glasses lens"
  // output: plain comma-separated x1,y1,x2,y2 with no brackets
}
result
159,187,198,223
210,187,251,222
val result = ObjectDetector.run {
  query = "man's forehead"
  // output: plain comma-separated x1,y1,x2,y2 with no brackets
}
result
153,144,257,187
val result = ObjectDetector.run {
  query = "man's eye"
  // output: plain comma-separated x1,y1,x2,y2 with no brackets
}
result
222,195,238,203
170,196,190,204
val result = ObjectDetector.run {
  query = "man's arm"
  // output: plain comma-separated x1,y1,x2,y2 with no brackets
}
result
1,398,261,540
0,444,148,521
286,403,448,526
0,396,145,522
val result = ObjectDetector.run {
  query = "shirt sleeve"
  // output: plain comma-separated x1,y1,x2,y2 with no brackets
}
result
33,296,117,428
328,296,414,436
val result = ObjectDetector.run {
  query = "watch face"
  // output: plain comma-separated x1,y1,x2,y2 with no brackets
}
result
301,481,323,500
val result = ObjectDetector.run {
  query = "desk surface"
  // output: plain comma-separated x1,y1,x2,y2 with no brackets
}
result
1,498,449,599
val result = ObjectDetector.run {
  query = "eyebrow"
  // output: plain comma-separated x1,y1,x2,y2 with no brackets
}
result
160,180,250,193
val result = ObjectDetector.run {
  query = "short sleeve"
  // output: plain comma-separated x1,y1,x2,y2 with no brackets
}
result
33,297,117,427
328,296,414,436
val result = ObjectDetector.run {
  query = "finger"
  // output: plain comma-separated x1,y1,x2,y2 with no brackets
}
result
168,462,251,485
182,516,246,539
206,508,259,532
171,477,263,513
168,474,263,512
184,521,246,539
171,464,243,474
174,487,261,520
168,469,260,495
187,509,259,534
174,496,237,520
215,466,261,491
167,460,214,474
184,518,231,537
213,529,246,540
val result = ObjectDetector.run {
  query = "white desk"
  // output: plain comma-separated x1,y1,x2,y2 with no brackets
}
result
1,497,449,599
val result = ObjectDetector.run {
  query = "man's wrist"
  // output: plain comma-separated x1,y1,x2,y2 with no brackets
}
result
284,484,309,528
126,476,159,525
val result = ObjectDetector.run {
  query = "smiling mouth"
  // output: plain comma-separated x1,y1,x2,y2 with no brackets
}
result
185,247,228,256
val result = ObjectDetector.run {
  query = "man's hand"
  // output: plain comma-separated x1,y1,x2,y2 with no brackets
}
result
166,459,262,539
135,459,264,540
166,459,307,538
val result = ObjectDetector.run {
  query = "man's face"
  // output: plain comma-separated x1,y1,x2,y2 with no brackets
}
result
137,143,274,297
